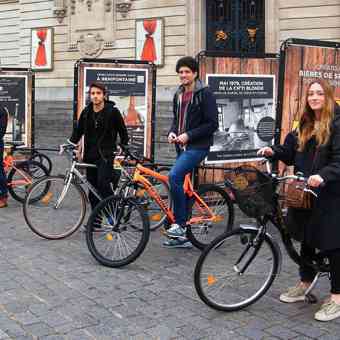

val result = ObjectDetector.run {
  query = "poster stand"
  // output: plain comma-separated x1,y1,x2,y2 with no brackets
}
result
277,38,340,144
0,68,34,149
73,59,157,161
195,51,280,184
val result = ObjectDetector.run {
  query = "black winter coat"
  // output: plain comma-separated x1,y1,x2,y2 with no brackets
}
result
169,80,218,150
272,105,340,251
70,101,129,162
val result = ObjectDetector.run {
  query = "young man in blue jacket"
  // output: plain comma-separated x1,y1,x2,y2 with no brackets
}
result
163,56,218,248
0,105,8,208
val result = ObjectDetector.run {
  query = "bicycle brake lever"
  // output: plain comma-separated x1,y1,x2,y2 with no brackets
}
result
304,188,318,197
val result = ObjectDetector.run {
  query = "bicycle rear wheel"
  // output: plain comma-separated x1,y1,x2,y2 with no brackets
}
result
186,184,234,250
30,152,53,174
7,161,49,203
194,227,279,311
23,176,86,239
86,195,150,268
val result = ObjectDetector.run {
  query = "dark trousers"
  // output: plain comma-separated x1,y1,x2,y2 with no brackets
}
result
85,157,120,210
0,146,8,199
299,243,340,294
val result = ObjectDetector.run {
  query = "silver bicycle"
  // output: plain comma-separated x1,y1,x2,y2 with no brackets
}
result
23,143,107,239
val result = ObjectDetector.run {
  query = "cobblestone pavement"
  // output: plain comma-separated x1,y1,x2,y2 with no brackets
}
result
0,155,339,339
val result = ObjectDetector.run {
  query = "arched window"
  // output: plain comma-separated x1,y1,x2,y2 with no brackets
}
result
206,0,265,54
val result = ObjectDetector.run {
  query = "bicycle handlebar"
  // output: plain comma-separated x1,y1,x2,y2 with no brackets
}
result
261,157,322,197
119,144,153,164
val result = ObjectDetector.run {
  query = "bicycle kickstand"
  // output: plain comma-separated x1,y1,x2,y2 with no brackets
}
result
304,271,326,304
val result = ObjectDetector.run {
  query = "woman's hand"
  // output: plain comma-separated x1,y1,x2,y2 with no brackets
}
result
257,147,274,157
307,174,324,188
176,133,189,145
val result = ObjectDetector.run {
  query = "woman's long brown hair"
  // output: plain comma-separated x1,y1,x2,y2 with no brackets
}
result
298,79,335,151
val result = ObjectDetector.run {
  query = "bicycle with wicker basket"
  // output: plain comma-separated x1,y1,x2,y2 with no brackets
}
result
194,158,329,312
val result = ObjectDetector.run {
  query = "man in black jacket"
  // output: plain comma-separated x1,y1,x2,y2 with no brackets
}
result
68,82,129,209
163,56,219,248
0,104,8,208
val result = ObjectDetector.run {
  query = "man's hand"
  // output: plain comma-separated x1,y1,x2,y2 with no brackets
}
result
307,174,324,188
176,133,189,145
257,147,274,157
168,132,177,144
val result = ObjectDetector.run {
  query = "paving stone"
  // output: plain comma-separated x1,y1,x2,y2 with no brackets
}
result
23,322,56,337
1,171,340,339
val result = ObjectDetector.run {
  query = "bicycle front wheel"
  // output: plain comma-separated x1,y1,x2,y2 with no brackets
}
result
194,227,279,311
86,195,150,268
23,176,86,239
7,160,49,203
186,184,234,250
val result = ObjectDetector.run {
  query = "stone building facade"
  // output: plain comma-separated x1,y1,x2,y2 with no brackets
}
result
0,0,339,159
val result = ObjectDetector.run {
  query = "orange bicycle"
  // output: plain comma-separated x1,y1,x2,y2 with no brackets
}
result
3,141,49,203
85,146,234,268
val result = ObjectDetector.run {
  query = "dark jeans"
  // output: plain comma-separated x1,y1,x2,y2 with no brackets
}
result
299,243,340,294
168,148,209,226
86,157,120,210
0,146,8,199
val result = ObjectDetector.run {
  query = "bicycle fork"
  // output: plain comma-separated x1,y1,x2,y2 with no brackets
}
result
233,226,266,275
55,172,73,209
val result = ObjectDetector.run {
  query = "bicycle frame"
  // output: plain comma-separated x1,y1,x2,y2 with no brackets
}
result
132,163,216,225
55,160,102,208
3,155,33,189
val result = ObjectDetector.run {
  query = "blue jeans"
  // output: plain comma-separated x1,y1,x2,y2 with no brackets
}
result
0,146,8,199
169,148,209,226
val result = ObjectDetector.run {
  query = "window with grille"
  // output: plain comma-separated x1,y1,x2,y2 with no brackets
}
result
206,0,265,54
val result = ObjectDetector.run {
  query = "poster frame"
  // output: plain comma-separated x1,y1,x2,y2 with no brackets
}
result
196,51,280,164
276,38,340,145
0,67,35,148
73,59,157,161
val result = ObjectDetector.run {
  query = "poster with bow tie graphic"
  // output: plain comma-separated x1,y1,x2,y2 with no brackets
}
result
31,27,53,71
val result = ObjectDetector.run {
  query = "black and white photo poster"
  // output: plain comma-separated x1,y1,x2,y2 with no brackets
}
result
84,67,148,156
206,74,276,163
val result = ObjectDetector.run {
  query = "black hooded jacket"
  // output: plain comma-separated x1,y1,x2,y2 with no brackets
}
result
70,101,129,162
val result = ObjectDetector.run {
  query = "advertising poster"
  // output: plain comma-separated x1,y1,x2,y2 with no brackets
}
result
206,74,276,163
280,41,340,142
76,62,155,159
0,74,29,146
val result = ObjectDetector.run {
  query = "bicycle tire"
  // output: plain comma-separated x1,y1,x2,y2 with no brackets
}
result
186,184,234,250
7,160,49,203
30,152,53,174
23,175,87,240
194,227,279,311
86,195,150,268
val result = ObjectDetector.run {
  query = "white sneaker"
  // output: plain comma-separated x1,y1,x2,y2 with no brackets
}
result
315,300,340,322
279,284,309,303
166,223,187,238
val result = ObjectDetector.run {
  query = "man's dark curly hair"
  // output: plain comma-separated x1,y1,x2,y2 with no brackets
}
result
89,82,107,95
175,56,199,74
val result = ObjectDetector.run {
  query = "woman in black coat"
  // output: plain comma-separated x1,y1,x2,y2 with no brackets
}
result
258,79,340,322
